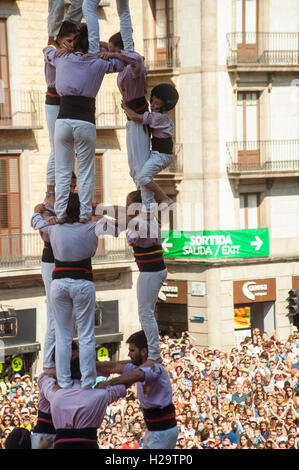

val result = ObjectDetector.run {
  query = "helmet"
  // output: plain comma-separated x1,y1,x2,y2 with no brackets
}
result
150,83,179,112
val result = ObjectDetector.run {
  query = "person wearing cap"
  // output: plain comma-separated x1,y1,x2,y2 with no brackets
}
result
122,83,179,210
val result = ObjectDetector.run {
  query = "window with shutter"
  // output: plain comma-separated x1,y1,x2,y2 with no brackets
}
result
0,18,11,125
237,0,259,62
152,0,174,66
94,154,104,205
237,91,260,168
0,156,22,256
240,193,261,229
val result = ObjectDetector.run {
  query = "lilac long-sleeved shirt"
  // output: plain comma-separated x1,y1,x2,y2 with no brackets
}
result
39,375,126,429
126,215,161,248
31,213,119,261
37,373,52,414
123,363,173,409
142,111,174,139
37,202,56,243
45,63,57,89
44,48,125,97
116,50,147,102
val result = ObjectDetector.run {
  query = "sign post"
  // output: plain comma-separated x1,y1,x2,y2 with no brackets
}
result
162,228,269,259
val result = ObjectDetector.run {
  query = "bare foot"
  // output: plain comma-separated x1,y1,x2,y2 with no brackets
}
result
158,198,175,213
160,197,174,207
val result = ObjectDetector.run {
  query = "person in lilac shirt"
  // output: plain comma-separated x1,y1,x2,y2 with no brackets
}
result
31,192,120,391
122,83,179,210
99,8,155,212
43,23,127,224
31,372,56,449
39,355,132,449
38,173,77,373
45,21,78,197
96,190,167,364
97,330,178,449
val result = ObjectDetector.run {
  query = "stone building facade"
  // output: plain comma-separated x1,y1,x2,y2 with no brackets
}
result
0,0,299,375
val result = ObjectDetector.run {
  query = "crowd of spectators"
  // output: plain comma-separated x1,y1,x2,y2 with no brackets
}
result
0,327,298,449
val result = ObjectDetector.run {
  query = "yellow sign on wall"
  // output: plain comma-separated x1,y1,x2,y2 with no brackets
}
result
11,357,23,372
97,347,109,362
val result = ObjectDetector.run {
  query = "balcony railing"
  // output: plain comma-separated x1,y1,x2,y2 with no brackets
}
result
0,233,133,270
158,143,183,175
0,89,43,129
95,90,126,129
227,33,299,67
226,140,299,173
144,36,180,71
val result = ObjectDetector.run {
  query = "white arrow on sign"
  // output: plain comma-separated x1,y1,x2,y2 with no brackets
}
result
162,237,173,253
250,236,263,251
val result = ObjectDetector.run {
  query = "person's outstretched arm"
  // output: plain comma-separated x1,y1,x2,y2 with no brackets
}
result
101,368,145,388
96,360,130,377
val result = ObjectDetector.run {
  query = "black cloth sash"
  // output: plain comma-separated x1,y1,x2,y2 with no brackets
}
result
143,403,177,431
54,427,98,449
52,258,93,281
46,87,61,105
125,96,149,133
151,136,173,155
33,410,56,435
57,95,96,124
125,96,149,115
42,241,55,263
133,244,166,272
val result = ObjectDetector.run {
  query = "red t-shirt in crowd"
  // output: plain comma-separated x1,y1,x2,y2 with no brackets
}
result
121,441,139,449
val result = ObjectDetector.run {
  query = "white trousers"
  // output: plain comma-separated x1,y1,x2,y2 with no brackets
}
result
41,262,56,369
143,426,178,449
137,268,167,361
31,432,55,450
126,120,155,209
45,104,59,187
138,150,173,187
54,119,96,220
51,278,96,389
82,0,101,55
48,0,83,38
82,0,134,54
116,0,134,52
45,105,75,187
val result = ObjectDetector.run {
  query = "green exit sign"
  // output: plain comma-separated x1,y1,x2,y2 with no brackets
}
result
161,228,270,259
